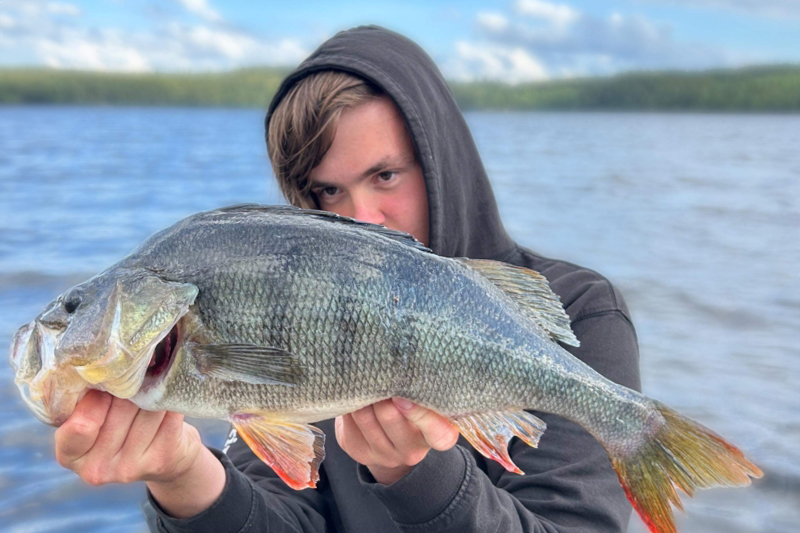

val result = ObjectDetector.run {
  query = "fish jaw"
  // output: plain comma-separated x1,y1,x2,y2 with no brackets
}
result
38,367,90,427
10,321,89,426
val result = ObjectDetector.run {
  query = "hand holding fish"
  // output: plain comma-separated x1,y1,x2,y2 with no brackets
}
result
335,398,459,485
54,389,226,518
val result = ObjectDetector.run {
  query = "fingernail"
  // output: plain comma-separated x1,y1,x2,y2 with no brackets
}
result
393,398,413,411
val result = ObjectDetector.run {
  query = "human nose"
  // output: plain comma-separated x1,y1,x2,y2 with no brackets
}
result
351,192,386,226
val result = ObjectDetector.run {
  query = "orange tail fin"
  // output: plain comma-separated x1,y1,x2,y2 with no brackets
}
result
609,402,762,533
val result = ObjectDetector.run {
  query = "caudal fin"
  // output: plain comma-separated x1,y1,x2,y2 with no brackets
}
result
609,401,762,533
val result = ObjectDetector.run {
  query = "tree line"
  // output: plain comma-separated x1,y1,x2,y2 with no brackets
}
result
1,65,799,111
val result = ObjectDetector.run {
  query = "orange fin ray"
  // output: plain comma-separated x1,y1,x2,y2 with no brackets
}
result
609,401,763,533
231,413,325,490
451,410,547,474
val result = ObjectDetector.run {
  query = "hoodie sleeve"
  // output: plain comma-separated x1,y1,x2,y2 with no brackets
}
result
146,442,330,533
357,308,640,533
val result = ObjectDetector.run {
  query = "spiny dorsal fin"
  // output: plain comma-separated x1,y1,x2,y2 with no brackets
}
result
458,258,579,347
214,204,432,253
190,342,304,385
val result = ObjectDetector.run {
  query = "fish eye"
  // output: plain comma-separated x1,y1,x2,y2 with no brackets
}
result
63,292,82,314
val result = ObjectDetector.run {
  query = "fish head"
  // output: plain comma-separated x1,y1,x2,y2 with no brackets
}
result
10,269,198,425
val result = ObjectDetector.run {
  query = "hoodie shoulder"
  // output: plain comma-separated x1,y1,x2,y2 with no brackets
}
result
504,245,634,327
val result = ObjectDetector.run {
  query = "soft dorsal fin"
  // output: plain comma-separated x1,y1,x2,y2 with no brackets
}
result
458,258,579,347
214,204,432,253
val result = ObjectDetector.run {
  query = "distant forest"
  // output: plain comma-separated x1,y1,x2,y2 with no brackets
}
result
1,64,799,111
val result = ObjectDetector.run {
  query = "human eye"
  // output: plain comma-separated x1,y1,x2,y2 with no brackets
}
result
317,186,340,198
376,171,398,183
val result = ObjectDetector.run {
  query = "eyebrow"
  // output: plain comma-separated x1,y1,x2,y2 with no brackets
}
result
310,155,413,189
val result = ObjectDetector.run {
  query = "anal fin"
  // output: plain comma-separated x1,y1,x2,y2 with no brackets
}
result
231,413,325,490
451,410,546,474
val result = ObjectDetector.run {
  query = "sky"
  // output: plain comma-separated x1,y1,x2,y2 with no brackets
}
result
1,0,799,82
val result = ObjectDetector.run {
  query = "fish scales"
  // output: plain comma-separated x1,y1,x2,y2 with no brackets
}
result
127,212,554,420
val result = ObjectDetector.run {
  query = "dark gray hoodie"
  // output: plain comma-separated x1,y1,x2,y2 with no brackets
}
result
147,25,641,533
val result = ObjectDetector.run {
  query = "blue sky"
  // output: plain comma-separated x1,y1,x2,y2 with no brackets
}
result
1,0,799,81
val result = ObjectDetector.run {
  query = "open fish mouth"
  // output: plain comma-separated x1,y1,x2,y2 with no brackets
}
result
142,323,180,390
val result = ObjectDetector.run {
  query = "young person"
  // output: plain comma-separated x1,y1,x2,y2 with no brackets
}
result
55,26,641,532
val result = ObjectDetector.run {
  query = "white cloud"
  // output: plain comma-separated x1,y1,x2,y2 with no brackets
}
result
0,0,309,71
183,25,258,60
173,0,222,23
515,0,579,27
162,23,308,67
37,30,150,71
0,13,16,29
476,12,509,32
46,2,81,16
452,5,738,81
446,41,548,83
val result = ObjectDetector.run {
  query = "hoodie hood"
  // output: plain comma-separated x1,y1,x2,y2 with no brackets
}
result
266,25,516,260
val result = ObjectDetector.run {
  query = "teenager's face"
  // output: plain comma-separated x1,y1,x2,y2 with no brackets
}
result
308,96,430,246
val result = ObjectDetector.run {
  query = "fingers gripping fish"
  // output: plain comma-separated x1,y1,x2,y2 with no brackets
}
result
9,205,762,533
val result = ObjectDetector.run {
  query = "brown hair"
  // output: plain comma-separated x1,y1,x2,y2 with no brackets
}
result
267,71,383,208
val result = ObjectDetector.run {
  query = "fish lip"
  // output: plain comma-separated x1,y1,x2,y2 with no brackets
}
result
11,321,85,427
20,386,56,426
10,321,57,425
9,322,35,373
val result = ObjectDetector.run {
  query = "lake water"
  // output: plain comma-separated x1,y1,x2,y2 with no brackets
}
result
1,107,798,533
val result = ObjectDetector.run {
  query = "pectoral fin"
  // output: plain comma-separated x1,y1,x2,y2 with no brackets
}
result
231,413,325,490
451,410,547,474
191,343,303,385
